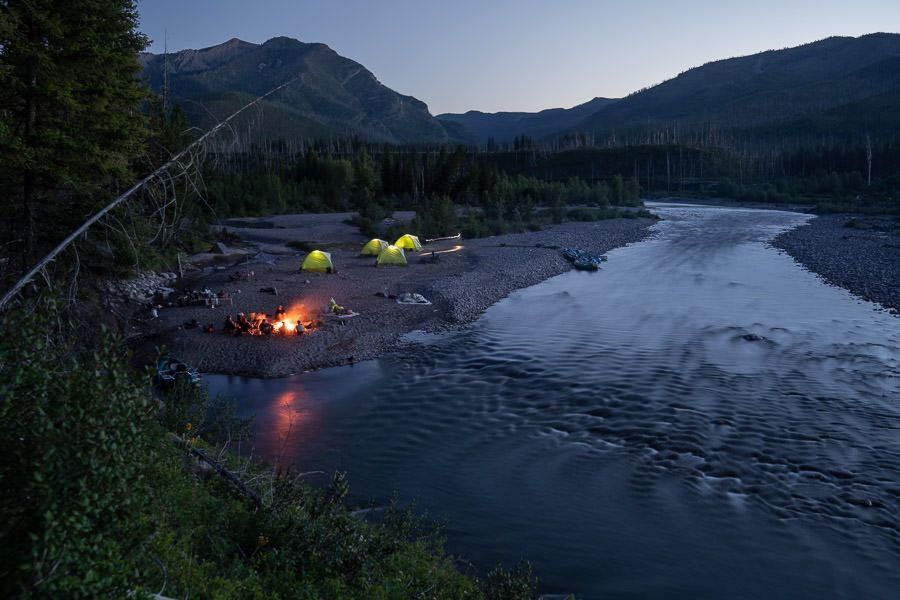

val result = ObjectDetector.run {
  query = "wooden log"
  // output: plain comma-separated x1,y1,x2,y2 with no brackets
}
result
168,433,262,509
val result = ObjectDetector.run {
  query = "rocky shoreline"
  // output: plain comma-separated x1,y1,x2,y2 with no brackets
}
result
132,215,657,377
771,214,899,314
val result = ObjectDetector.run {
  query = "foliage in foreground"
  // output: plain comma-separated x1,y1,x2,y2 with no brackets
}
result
0,311,538,599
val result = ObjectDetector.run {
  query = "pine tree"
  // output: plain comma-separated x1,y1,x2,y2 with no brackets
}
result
0,0,149,274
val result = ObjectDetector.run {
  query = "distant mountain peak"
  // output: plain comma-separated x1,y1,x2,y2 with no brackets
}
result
141,36,465,143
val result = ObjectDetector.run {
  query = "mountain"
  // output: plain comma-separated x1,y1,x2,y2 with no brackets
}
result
440,33,900,144
140,37,466,143
576,33,900,140
438,97,616,143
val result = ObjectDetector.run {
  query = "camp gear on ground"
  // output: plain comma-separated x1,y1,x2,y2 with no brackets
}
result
397,292,431,305
301,250,334,273
360,238,389,256
376,245,408,266
394,234,422,252
329,311,359,319
176,287,219,306
246,251,277,266
327,298,357,318
328,298,350,315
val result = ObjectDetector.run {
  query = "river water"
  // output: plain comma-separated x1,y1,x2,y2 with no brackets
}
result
207,204,900,599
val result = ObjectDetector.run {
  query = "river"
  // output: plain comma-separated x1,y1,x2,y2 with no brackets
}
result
206,204,900,599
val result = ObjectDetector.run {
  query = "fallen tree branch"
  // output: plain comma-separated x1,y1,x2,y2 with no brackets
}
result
0,76,298,312
168,432,262,510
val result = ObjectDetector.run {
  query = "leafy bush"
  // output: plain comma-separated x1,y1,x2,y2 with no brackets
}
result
0,309,539,598
0,314,158,597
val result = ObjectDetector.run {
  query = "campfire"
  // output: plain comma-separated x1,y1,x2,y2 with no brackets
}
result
236,303,315,337
209,299,342,337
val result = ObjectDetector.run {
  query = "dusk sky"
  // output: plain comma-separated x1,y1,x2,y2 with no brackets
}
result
138,0,900,115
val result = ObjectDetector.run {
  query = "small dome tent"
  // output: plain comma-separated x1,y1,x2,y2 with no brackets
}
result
360,238,389,256
376,245,407,266
301,250,334,273
394,234,422,252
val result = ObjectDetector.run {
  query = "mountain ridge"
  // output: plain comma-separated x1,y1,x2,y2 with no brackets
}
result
140,36,467,143
442,33,900,144
574,33,900,140
438,97,615,143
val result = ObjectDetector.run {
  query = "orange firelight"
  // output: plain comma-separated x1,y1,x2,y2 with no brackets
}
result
272,303,308,334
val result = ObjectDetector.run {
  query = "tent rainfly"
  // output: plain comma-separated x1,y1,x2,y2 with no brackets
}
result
376,245,407,266
301,250,334,273
394,234,422,252
360,238,389,256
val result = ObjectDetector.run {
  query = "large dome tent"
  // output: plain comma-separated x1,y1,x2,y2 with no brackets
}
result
376,245,407,266
300,250,334,273
360,238,389,256
394,234,422,252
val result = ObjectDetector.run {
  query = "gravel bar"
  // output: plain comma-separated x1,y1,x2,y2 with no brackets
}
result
141,216,656,377
772,214,899,314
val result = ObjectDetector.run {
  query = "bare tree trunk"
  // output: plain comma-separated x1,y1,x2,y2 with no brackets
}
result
22,61,38,276
865,133,873,187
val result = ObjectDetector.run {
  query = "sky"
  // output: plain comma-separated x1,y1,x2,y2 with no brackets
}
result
137,0,900,115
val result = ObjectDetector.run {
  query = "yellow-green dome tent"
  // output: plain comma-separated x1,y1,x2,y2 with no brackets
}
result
360,238,389,256
300,250,334,273
394,234,422,252
376,245,407,266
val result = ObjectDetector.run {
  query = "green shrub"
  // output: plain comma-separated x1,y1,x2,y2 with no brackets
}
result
0,309,539,598
0,314,158,597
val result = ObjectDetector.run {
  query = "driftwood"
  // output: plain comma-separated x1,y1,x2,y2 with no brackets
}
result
424,232,461,243
168,432,262,510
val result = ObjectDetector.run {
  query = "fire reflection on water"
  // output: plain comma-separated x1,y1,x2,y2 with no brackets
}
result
272,389,311,465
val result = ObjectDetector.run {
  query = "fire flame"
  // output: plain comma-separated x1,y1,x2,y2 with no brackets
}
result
257,304,309,335
260,303,308,334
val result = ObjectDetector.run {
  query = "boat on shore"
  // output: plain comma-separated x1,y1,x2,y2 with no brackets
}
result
562,247,607,271
156,356,201,388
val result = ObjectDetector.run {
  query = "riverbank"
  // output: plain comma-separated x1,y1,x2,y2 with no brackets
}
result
772,214,899,313
139,214,656,376
654,196,817,213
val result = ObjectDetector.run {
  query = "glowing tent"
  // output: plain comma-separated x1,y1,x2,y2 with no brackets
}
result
376,245,407,266
360,238,389,256
394,234,422,252
300,250,334,273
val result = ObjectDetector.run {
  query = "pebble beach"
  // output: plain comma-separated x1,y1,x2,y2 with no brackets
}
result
137,213,656,377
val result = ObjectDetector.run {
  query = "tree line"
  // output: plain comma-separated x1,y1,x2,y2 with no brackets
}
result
204,144,644,238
